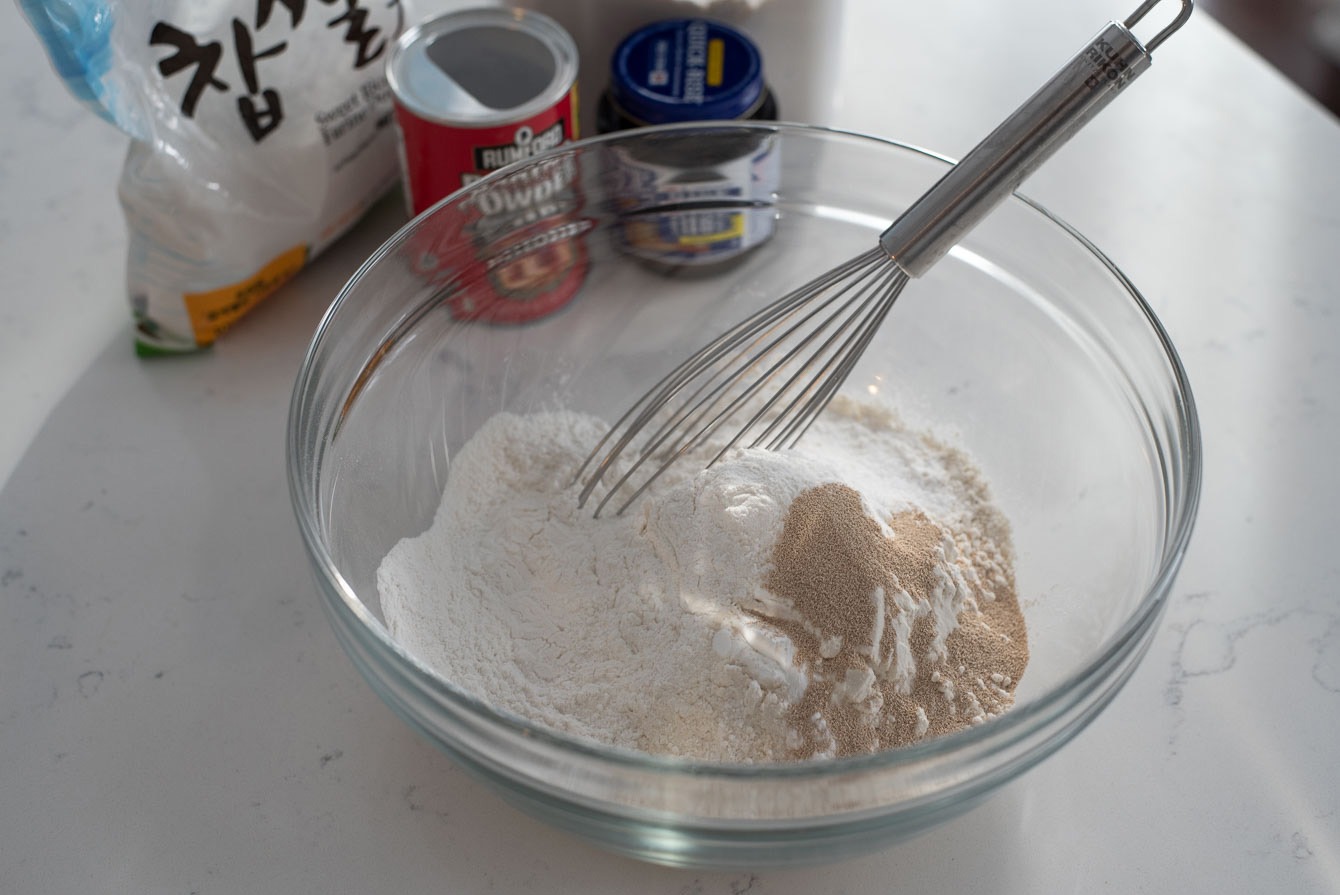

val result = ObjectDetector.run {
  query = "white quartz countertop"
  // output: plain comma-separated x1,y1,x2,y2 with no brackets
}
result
3,0,1339,891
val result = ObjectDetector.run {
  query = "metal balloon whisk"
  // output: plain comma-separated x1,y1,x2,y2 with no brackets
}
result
576,0,1193,517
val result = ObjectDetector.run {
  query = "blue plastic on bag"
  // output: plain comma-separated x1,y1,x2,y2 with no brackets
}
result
20,0,405,354
19,0,118,121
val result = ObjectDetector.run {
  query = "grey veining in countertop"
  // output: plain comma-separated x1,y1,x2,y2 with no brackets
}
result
3,0,1340,891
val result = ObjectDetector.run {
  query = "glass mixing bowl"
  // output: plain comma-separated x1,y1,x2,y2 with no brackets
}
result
287,123,1201,869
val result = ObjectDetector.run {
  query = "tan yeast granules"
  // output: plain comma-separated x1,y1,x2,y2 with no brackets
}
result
763,483,1028,758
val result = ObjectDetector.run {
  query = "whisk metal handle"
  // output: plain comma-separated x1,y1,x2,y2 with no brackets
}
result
879,1,1191,278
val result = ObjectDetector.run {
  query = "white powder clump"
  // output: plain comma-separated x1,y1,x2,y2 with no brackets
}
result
377,396,1024,761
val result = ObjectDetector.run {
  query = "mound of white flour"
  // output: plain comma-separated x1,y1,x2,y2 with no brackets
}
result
377,396,1019,761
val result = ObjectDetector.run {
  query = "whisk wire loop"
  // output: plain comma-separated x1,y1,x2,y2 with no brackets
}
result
694,253,900,461
760,266,910,453
585,249,895,517
572,248,874,498
707,259,901,463
628,252,878,458
575,248,889,513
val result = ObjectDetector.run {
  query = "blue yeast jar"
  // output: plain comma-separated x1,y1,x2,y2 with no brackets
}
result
597,18,778,132
600,19,780,270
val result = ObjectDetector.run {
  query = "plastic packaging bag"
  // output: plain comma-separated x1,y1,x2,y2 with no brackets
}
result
21,0,405,354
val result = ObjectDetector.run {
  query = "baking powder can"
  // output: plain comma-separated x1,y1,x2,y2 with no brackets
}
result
404,154,593,324
387,7,580,216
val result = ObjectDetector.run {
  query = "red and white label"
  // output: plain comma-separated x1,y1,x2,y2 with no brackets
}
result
393,87,576,216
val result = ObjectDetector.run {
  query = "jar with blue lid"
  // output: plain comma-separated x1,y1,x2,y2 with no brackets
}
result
597,18,778,132
600,19,780,270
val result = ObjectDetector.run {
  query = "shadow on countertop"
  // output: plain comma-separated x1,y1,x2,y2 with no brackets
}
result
1200,0,1340,117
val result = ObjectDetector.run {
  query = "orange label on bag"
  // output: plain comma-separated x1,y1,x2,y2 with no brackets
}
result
183,244,308,346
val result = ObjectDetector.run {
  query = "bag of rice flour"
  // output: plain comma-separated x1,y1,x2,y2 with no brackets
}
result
21,0,405,354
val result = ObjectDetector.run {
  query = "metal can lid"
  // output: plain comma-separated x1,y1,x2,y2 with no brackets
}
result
387,7,578,126
608,19,765,125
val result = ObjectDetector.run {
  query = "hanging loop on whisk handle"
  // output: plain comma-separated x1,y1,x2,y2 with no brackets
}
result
1125,0,1194,52
879,2,1191,278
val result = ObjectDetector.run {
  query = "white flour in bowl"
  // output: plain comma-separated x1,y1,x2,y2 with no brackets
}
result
377,395,1027,762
